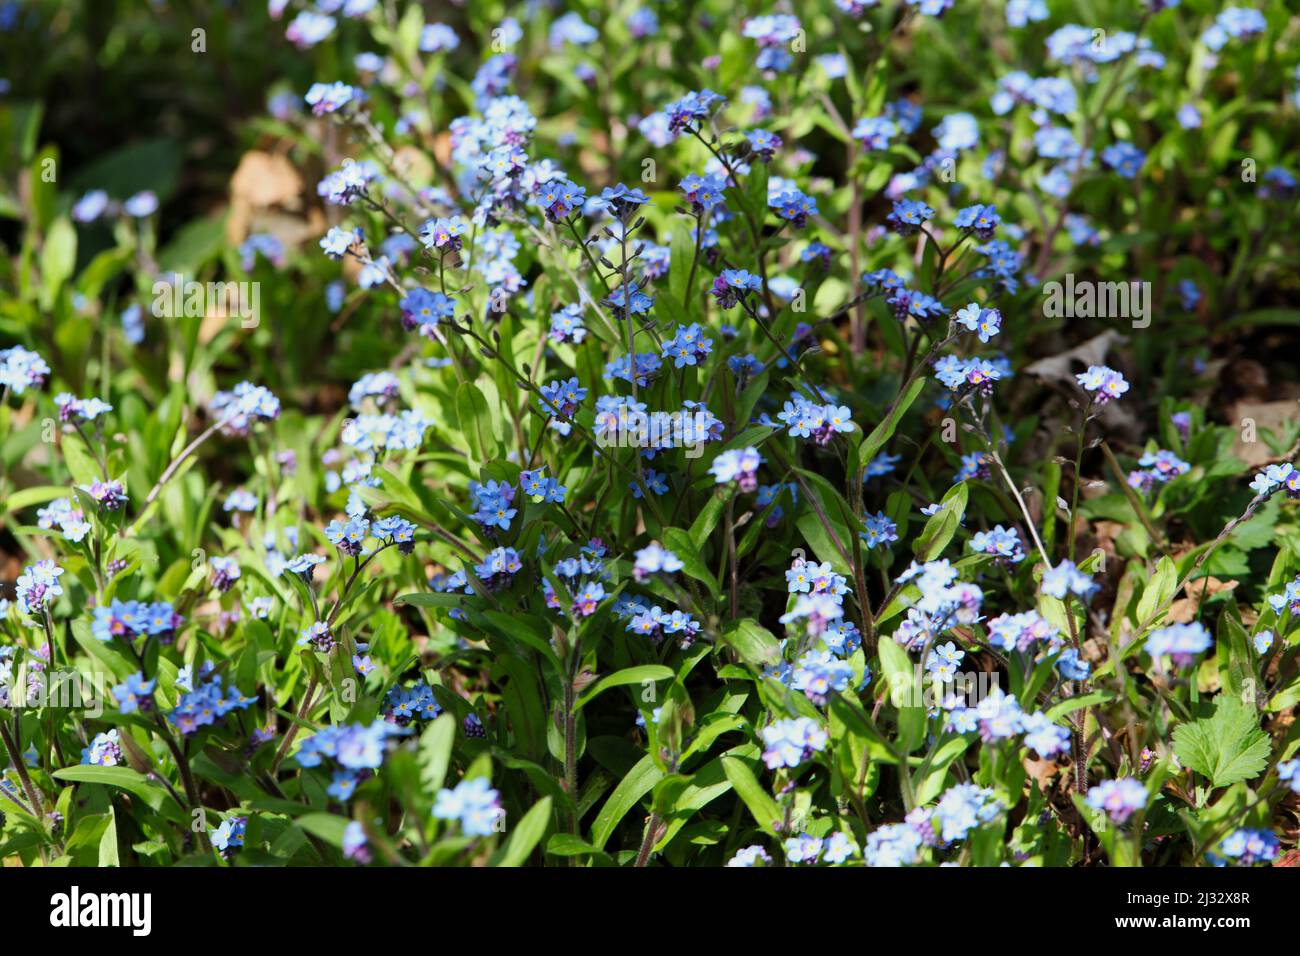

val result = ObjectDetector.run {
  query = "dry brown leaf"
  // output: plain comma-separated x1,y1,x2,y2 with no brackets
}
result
1228,400,1299,468
1023,329,1127,384
1024,329,1139,435
190,280,268,345
1092,519,1126,559
227,150,304,243
1167,576,1238,623
575,130,611,180
1023,753,1062,791
230,150,302,208
1082,636,1109,665
433,131,452,168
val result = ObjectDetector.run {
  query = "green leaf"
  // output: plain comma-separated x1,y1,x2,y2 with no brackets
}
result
795,510,853,575
858,375,927,468
1136,556,1177,625
1044,690,1113,721
653,749,743,848
878,637,924,753
577,665,674,709
468,608,564,675
591,754,663,850
296,812,352,847
720,756,781,836
455,381,498,464
494,796,552,866
1266,678,1300,714
60,431,99,486
662,526,720,598
157,215,227,274
719,619,782,669
1223,308,1300,330
53,766,170,812
913,482,967,561
668,222,696,310
70,137,180,204
395,1,424,61
1171,697,1270,789
69,620,136,682
418,713,457,793
98,806,120,867
913,736,973,804
40,217,77,309
744,162,769,224
546,833,611,860
393,591,464,609
1217,609,1254,705
0,485,68,516
687,494,725,551
76,246,133,300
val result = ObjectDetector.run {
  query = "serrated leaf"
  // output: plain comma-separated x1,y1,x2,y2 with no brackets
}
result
1171,697,1270,789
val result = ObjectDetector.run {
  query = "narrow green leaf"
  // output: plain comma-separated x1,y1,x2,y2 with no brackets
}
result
720,756,781,836
418,713,458,793
41,217,77,308
591,754,663,850
495,796,552,866
98,806,120,867
858,375,927,468
455,381,498,464
662,526,720,598
53,766,169,812
393,591,464,609
577,665,674,710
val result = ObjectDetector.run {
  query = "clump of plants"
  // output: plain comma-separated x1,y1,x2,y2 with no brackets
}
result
1,0,1299,867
